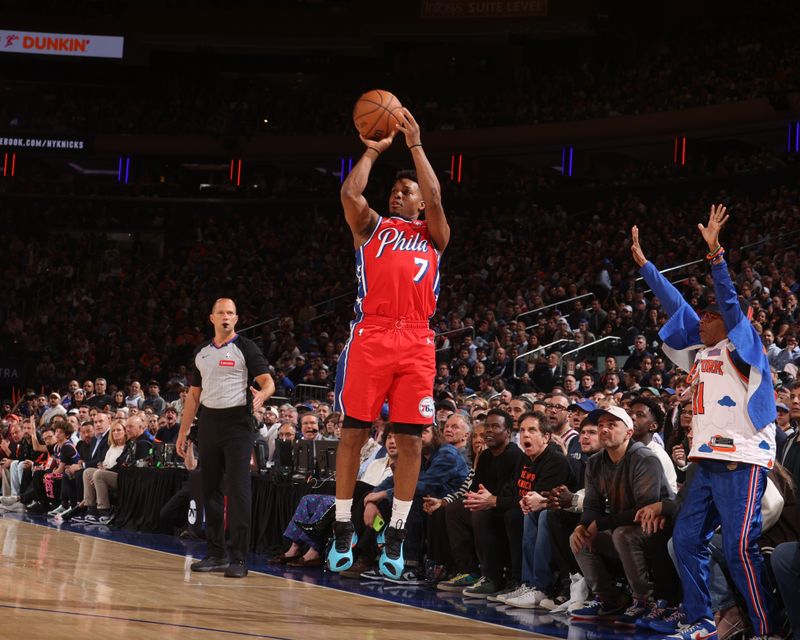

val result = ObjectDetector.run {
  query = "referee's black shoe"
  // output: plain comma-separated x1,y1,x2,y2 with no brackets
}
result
191,556,230,572
224,560,248,578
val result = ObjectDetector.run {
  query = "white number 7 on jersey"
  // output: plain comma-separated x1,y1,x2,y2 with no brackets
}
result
413,257,429,283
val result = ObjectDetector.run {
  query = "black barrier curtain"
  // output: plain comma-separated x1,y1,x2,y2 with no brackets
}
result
250,475,336,554
114,467,188,533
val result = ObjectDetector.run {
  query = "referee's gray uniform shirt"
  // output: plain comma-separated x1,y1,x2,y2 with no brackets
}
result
191,336,268,407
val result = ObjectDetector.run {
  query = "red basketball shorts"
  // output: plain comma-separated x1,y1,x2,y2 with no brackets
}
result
334,316,436,425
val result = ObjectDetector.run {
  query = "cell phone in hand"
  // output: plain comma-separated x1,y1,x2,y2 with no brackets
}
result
372,513,385,532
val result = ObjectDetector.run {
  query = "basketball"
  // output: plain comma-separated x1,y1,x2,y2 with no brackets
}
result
353,89,403,141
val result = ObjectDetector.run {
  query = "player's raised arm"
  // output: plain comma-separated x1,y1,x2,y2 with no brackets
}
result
396,108,450,252
698,204,748,331
633,225,697,322
341,132,395,247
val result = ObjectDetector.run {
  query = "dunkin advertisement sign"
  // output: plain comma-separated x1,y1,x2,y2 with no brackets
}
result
0,30,124,59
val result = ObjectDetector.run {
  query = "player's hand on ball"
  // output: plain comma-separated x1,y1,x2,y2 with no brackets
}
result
395,108,422,148
631,226,647,267
359,130,396,155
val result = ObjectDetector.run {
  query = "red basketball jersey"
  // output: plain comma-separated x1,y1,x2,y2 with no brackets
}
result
355,216,440,322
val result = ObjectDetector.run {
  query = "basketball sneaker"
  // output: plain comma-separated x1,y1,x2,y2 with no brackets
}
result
635,599,670,631
667,618,718,640
570,597,627,621
327,521,357,572
378,525,405,579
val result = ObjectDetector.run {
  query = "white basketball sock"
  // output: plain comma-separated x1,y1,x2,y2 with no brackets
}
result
390,498,412,529
335,498,353,522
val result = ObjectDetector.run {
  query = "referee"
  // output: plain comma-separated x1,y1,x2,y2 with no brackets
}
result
176,298,274,578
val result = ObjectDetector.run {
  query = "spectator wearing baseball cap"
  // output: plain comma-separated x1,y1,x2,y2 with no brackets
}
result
570,405,677,621
40,392,67,426
142,380,166,416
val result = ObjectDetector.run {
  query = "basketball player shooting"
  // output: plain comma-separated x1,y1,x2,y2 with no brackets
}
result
329,107,450,579
631,205,777,640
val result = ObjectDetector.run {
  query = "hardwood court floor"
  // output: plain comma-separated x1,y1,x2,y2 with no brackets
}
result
0,518,550,640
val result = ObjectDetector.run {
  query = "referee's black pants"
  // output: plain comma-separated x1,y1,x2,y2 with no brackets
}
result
198,405,253,563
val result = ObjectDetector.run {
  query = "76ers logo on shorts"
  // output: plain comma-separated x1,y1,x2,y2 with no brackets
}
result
418,396,435,420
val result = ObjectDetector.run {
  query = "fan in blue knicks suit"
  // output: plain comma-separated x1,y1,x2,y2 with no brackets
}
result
631,204,777,640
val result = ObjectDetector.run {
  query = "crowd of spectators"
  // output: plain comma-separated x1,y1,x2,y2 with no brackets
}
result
1,158,799,408
0,5,798,137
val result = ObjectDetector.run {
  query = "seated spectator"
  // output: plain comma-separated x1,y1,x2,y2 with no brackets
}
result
544,415,604,613
269,421,297,465
423,423,486,584
142,380,166,416
125,381,144,410
570,406,677,625
155,407,180,444
545,393,580,459
32,421,80,516
666,400,694,485
629,397,678,493
40,392,67,426
18,423,57,513
321,412,341,440
77,414,151,524
437,409,525,594
299,413,322,441
70,420,128,523
274,431,397,570
0,417,38,510
58,420,96,513
442,412,471,462
87,378,113,411
364,425,469,584
0,418,23,463
111,390,127,411
497,411,573,608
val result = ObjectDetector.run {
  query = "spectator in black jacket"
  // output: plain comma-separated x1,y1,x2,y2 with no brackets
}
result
155,407,180,444
438,409,525,596
499,411,573,608
569,406,675,625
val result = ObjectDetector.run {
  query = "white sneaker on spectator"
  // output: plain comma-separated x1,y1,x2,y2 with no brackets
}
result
539,595,567,610
48,505,68,517
496,584,533,604
505,587,547,609
486,583,518,603
84,513,110,525
553,574,589,613
0,496,19,506
4,502,25,513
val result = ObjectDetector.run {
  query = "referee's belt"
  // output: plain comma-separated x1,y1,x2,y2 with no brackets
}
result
362,315,430,330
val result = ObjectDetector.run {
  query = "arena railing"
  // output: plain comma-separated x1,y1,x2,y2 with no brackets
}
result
435,326,476,353
294,384,332,403
512,339,571,379
560,336,623,364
